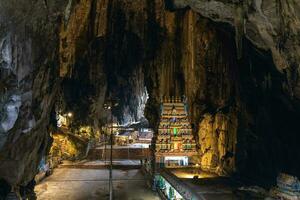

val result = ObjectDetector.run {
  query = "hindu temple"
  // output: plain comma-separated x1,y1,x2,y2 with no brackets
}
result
155,96,197,167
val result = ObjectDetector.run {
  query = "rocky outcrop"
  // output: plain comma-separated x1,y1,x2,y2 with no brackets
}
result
0,0,64,198
170,0,300,99
58,0,149,128
198,112,237,175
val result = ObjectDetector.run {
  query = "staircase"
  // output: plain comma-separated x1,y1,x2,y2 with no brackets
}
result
87,148,150,160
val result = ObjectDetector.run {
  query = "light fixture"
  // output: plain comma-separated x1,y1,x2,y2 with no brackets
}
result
67,112,73,117
103,103,112,110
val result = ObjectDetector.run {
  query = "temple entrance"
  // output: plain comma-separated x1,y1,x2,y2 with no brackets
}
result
164,156,189,167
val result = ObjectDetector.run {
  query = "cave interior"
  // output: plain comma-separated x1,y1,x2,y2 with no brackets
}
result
1,0,300,199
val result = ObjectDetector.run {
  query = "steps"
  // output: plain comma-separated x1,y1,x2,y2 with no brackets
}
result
87,148,150,160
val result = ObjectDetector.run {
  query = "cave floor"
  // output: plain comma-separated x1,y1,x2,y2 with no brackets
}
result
35,167,159,200
167,167,267,199
182,177,240,199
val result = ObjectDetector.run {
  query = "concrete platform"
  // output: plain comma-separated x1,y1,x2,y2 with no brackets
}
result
96,143,150,149
182,177,240,200
159,168,244,200
87,147,150,160
59,160,142,169
35,168,159,200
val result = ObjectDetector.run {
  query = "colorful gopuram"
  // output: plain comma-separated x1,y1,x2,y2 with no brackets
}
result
155,96,197,167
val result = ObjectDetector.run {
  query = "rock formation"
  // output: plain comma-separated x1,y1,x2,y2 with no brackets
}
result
0,0,64,197
198,112,237,175
0,0,300,198
170,0,300,99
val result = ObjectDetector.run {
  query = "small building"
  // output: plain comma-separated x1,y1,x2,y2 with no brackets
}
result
155,96,197,168
138,128,153,143
115,131,138,145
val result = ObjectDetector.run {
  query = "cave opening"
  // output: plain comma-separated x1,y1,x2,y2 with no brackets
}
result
1,0,300,199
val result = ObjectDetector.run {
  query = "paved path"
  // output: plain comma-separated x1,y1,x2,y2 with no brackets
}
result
35,168,159,200
96,143,150,149
58,160,141,169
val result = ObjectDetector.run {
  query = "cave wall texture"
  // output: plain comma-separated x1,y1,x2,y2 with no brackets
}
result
0,0,65,196
1,0,300,197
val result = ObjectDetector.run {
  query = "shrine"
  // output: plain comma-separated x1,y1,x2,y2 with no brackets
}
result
155,96,197,167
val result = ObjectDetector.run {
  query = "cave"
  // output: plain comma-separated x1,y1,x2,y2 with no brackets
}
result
1,0,300,199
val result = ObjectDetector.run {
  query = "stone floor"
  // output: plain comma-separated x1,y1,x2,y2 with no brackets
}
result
181,177,269,199
35,168,159,200
182,177,240,200
96,143,150,149
60,159,141,167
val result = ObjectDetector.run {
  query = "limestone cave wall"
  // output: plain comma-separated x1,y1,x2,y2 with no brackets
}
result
59,0,150,128
0,0,64,196
1,0,300,197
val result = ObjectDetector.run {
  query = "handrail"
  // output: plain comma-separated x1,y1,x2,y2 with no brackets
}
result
158,168,204,200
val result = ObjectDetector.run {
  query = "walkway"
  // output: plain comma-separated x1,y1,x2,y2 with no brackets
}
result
58,160,141,169
35,167,159,200
87,146,150,160
95,143,150,149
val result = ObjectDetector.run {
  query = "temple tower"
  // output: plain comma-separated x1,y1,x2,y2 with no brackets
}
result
155,96,197,167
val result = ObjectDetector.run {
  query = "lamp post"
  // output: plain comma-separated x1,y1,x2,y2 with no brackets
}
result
104,99,118,200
